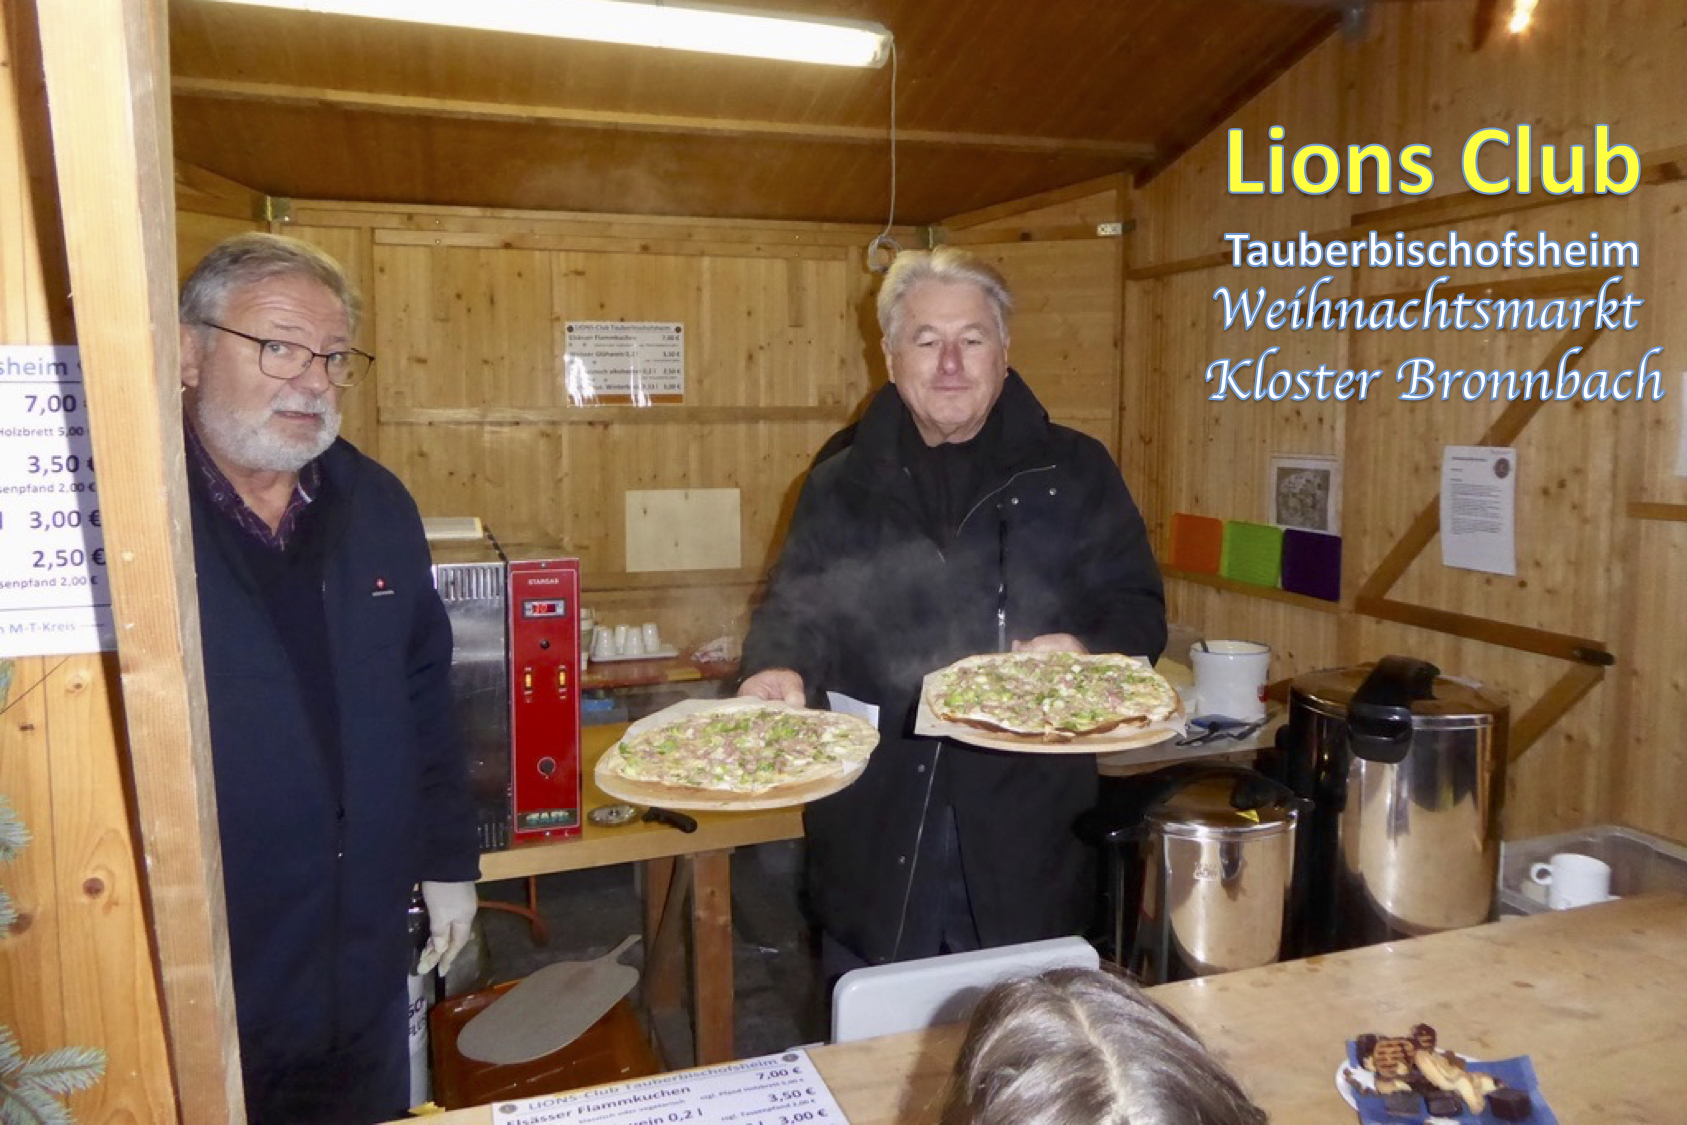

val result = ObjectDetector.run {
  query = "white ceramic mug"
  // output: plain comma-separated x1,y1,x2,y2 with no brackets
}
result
1190,640,1270,722
1529,852,1612,909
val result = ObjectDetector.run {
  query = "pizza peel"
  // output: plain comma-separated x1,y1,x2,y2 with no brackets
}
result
456,935,641,1065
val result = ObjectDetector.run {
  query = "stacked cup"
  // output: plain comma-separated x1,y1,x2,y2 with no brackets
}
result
589,621,664,661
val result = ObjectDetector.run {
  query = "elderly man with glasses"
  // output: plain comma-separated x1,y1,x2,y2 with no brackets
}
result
179,233,479,1123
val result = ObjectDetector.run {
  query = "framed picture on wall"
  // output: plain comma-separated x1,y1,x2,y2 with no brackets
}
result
1268,454,1341,534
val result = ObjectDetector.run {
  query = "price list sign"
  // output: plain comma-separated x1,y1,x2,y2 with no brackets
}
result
492,1049,849,1125
563,321,685,405
0,346,113,657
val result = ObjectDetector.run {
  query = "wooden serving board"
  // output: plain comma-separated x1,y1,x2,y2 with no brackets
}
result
915,669,1186,754
595,755,869,811
593,697,877,811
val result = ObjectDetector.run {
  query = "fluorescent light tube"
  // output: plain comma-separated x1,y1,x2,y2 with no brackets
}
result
205,0,893,68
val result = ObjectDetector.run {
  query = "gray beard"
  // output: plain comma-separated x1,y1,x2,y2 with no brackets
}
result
193,388,341,473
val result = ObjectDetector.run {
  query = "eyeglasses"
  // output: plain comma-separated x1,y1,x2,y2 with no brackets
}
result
199,322,374,388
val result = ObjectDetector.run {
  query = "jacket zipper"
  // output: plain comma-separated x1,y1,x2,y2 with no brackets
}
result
890,742,942,961
887,461,1056,957
956,463,1055,535
900,462,1056,562
323,575,349,1044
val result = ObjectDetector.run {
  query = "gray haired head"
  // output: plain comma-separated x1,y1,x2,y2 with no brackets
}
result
179,232,361,333
875,247,1013,345
940,967,1269,1125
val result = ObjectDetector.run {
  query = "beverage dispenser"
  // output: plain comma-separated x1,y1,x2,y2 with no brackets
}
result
1260,656,1509,954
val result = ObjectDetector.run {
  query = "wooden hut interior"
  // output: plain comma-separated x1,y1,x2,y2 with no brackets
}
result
4,0,1686,1118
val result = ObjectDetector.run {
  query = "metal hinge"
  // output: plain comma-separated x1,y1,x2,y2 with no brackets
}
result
257,195,293,224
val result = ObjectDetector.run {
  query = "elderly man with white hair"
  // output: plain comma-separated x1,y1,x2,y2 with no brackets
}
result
180,233,478,1123
739,247,1165,982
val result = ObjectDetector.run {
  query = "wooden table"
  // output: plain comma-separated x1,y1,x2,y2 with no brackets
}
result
418,893,1687,1122
477,723,803,1066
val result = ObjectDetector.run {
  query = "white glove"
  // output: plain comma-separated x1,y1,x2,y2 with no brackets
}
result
416,880,478,977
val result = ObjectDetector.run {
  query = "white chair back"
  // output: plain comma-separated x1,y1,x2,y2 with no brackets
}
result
830,935,1099,1043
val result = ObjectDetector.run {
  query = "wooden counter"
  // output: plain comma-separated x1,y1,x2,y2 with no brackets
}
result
417,893,1687,1123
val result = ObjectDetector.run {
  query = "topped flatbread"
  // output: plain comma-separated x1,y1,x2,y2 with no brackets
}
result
598,700,879,797
927,651,1180,744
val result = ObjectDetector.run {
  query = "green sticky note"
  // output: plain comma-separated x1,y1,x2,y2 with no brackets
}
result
1220,521,1284,587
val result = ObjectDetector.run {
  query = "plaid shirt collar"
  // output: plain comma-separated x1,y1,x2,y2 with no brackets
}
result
185,423,322,551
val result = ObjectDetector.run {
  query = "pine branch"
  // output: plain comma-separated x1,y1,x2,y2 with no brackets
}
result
0,797,29,862
15,1048,104,1097
0,1080,71,1125
0,1027,21,1078
0,1030,104,1125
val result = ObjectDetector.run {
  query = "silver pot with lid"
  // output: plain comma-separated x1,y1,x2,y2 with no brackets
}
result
1263,656,1509,954
1128,767,1307,984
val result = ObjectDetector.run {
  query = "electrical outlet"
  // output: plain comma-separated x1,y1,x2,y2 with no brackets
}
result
1096,222,1124,237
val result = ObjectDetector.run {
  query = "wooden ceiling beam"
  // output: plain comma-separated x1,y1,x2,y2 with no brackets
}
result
942,171,1132,230
172,76,1158,158
174,159,265,222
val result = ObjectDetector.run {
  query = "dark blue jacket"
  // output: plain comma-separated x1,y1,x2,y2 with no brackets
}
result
741,373,1166,965
190,438,478,1122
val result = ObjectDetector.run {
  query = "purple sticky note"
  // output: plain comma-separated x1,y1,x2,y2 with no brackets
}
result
1281,529,1341,601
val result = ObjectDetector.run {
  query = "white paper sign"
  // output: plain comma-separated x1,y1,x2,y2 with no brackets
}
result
825,691,880,730
490,1049,847,1125
564,322,685,405
1440,445,1517,576
0,346,114,656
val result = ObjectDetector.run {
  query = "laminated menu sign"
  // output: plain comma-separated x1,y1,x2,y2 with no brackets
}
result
564,322,685,406
491,1049,848,1125
0,346,114,657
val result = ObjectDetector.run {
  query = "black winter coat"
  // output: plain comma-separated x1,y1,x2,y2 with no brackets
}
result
741,372,1165,964
190,438,478,1123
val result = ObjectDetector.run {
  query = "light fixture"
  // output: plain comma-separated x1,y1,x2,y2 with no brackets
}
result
204,0,893,68
1508,0,1539,34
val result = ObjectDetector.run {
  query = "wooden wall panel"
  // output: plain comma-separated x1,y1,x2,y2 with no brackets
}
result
294,209,891,656
175,210,253,281
1613,520,1687,838
282,202,1121,660
286,223,378,453
376,243,554,410
0,657,61,1068
977,239,1121,450
1349,0,1687,198
1632,179,1687,503
46,656,177,1122
1132,0,1686,844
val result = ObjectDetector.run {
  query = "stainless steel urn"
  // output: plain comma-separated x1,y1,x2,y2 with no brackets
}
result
1267,656,1510,954
1129,769,1306,984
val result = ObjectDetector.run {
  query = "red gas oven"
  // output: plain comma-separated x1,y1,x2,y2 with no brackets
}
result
507,558,583,842
431,538,582,849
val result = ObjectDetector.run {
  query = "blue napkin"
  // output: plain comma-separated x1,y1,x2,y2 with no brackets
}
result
1344,1040,1557,1125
